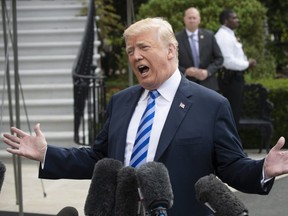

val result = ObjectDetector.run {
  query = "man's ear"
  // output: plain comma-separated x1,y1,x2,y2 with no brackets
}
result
167,44,176,60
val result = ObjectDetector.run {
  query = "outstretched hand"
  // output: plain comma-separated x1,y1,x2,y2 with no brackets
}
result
2,123,47,162
264,136,288,179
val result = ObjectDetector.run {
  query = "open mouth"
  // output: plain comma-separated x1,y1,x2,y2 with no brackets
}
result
138,65,149,74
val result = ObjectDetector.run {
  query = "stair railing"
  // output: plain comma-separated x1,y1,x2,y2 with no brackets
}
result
1,0,23,215
72,0,106,146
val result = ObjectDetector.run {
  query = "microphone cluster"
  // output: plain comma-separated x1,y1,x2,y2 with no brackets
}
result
0,158,249,216
195,174,249,216
0,161,6,193
84,158,174,216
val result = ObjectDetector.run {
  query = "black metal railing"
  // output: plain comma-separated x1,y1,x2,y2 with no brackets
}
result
72,0,106,146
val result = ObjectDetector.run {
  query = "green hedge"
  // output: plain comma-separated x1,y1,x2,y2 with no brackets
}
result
240,77,288,150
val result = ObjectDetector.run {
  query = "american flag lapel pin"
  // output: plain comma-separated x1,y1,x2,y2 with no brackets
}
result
179,102,185,109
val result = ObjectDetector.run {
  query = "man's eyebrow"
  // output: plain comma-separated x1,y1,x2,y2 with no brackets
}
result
136,41,146,46
126,46,133,52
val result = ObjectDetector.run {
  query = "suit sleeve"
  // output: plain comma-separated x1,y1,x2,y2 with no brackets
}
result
38,145,99,179
214,98,274,194
38,97,115,180
205,35,223,76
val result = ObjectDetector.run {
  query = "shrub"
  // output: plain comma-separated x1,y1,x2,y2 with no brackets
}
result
136,0,276,79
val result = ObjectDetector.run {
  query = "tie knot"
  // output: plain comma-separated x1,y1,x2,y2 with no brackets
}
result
149,90,160,99
190,33,197,40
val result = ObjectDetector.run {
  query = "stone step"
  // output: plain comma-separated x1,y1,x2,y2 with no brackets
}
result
0,69,73,85
1,116,93,147
37,131,78,148
0,83,73,99
15,0,87,7
0,131,80,148
0,54,100,70
14,4,85,18
1,114,74,132
0,0,100,149
0,29,90,43
1,98,74,116
2,16,88,31
0,41,100,57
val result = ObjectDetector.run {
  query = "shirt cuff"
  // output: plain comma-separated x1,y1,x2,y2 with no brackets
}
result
261,167,273,190
40,146,48,170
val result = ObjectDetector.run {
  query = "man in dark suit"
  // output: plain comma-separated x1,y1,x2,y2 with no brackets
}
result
176,7,223,91
3,17,288,216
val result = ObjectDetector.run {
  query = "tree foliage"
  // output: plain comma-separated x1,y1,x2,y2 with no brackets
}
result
259,0,288,73
88,0,125,75
136,0,276,79
94,0,149,76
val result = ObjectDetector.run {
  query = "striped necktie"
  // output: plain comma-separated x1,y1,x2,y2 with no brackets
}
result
189,33,199,68
130,90,160,168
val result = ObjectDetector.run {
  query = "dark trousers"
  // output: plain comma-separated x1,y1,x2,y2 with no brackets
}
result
218,69,245,127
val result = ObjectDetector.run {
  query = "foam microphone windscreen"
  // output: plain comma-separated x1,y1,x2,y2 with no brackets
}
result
195,174,248,216
56,206,79,216
115,166,142,216
136,161,174,212
84,158,123,216
0,161,6,192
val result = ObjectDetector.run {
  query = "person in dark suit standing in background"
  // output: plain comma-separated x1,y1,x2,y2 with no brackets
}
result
215,9,257,126
176,7,223,91
3,17,288,216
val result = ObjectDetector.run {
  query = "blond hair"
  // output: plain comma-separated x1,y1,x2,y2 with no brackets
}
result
123,17,178,50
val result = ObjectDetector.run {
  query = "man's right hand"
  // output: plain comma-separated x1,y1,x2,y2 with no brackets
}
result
185,67,208,81
2,123,47,162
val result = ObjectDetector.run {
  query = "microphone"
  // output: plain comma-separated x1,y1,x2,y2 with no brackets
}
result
136,161,174,216
115,166,143,216
195,174,248,216
84,158,123,216
0,161,6,192
56,206,79,216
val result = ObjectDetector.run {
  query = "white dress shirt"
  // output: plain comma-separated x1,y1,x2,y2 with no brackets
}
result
124,69,181,166
215,25,249,71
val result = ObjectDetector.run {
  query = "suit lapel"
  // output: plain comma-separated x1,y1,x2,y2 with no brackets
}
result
113,80,195,162
182,30,193,62
154,77,193,161
114,86,143,161
198,29,205,65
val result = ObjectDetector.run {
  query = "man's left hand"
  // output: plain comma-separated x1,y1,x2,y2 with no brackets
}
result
264,137,288,179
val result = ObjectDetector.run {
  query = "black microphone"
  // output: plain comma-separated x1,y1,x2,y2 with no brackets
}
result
0,161,6,192
115,166,143,216
84,158,123,216
56,206,79,216
195,174,248,216
136,161,174,216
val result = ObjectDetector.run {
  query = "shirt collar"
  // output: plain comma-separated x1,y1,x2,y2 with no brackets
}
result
186,28,199,37
221,25,235,35
141,69,181,102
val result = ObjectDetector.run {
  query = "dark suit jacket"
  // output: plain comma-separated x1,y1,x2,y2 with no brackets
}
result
176,29,223,91
39,77,273,216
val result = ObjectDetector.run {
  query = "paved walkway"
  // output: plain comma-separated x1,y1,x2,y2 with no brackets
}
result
0,149,284,216
0,151,90,216
236,176,288,216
